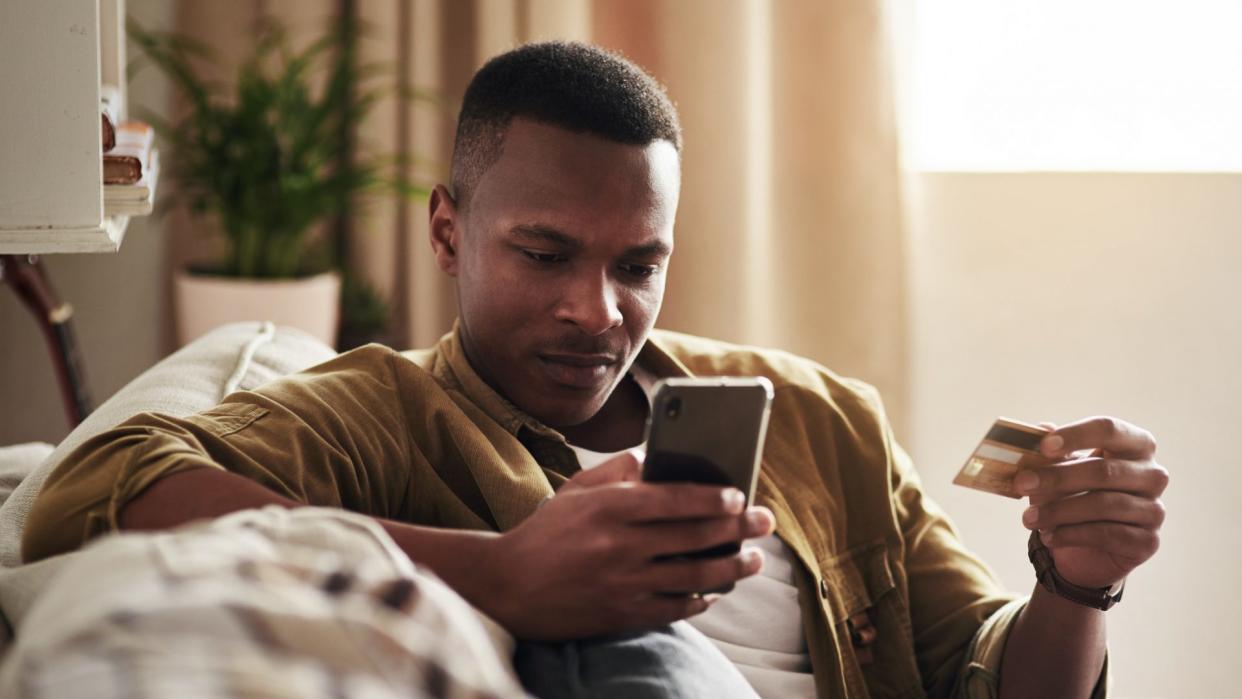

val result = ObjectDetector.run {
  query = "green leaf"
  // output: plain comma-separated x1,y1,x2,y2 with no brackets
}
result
128,11,430,279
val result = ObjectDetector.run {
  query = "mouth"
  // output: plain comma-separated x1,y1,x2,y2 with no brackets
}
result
536,352,619,391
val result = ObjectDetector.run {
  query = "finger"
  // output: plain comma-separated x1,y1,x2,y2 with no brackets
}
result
1022,491,1166,531
624,593,716,629
634,547,765,596
1015,456,1169,498
1040,416,1157,460
568,448,644,488
595,482,747,522
1041,522,1160,563
638,507,775,557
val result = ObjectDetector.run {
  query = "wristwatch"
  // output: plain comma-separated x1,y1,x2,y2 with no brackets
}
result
1027,531,1125,611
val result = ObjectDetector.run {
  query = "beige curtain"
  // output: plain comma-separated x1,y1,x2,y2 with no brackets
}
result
594,0,909,430
348,0,593,351
170,0,908,431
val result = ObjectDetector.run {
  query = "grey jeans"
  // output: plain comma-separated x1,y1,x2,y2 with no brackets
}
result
513,621,760,699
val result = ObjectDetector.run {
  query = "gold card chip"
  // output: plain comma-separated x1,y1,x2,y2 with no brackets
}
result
953,417,1052,499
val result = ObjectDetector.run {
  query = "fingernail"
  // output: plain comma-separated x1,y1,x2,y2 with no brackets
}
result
1041,434,1064,455
745,508,767,530
742,548,763,571
1014,470,1040,493
1022,506,1039,527
724,489,745,513
1039,529,1054,546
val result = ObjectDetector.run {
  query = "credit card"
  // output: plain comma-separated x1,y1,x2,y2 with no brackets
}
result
953,417,1052,498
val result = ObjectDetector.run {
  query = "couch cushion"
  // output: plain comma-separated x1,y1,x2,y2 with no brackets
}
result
0,444,53,513
0,322,337,568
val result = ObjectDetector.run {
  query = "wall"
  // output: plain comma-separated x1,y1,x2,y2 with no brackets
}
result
0,0,173,446
909,172,1240,698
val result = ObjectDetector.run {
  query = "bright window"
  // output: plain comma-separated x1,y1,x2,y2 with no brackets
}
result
910,1,1242,171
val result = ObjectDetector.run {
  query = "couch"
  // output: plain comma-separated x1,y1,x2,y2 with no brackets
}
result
0,323,525,698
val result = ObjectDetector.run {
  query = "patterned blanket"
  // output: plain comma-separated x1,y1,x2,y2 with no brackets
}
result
0,506,528,699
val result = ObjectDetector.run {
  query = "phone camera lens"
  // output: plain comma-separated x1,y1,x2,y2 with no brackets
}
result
665,397,682,419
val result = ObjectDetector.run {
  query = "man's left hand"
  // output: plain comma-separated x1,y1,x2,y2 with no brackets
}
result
1016,416,1169,589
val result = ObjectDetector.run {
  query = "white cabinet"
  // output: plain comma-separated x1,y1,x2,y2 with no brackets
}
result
0,0,152,254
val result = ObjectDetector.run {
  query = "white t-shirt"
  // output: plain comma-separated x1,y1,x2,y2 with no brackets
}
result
566,369,815,699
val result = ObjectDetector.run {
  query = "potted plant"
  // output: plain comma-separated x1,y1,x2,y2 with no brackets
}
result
128,16,416,346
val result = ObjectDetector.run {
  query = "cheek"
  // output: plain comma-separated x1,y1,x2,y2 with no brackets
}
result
461,251,545,322
622,279,665,331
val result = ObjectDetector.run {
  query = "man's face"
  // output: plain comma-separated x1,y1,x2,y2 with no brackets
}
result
433,118,680,428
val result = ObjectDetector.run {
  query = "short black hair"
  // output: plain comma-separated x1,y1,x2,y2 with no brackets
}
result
450,41,681,207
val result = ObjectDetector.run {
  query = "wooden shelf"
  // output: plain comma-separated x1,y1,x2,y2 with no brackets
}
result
0,0,147,255
0,217,129,255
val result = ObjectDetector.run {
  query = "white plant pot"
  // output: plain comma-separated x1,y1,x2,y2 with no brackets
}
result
174,270,341,348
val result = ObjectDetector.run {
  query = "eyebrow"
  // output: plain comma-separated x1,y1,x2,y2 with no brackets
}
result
510,224,581,250
509,224,672,259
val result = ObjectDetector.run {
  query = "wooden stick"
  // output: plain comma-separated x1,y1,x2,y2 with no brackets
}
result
0,254,93,427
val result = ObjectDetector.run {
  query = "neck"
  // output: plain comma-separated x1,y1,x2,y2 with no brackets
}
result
557,373,649,452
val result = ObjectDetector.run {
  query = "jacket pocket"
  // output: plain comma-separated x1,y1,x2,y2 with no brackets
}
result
822,539,895,622
820,539,924,697
186,403,270,438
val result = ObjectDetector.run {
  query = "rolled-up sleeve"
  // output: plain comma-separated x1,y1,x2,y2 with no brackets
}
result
951,598,1108,698
22,346,412,564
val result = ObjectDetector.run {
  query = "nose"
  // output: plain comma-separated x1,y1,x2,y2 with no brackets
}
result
554,270,623,336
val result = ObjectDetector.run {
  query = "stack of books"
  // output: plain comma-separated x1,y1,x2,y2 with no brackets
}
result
101,88,158,216
104,124,159,216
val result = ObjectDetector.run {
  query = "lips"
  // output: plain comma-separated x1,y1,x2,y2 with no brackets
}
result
537,352,618,390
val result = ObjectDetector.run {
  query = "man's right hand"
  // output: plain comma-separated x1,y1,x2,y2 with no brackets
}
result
478,449,776,640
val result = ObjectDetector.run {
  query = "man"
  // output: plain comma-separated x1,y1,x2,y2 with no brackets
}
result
23,42,1168,698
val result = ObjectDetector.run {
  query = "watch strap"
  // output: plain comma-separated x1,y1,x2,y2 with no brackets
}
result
1027,530,1124,611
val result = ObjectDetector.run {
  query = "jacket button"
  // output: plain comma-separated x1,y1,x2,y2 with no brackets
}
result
819,578,830,599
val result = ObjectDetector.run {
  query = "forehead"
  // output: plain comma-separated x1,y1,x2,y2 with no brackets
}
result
467,118,680,235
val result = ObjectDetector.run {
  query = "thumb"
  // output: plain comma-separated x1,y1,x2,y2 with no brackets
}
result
569,448,645,489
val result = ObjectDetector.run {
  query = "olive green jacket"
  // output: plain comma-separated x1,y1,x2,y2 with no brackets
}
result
24,326,1106,698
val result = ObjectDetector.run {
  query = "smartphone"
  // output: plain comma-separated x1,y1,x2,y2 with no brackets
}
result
642,376,774,587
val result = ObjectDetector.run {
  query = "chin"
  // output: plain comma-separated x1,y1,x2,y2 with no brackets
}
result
529,394,607,430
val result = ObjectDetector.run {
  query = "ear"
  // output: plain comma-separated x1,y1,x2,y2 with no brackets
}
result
428,185,461,276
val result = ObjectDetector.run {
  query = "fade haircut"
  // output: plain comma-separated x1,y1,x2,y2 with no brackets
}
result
450,41,682,208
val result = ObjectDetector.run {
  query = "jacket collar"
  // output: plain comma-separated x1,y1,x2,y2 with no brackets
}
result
431,321,695,441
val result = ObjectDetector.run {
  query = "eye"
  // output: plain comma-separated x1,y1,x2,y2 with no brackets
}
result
521,249,565,264
621,263,660,279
